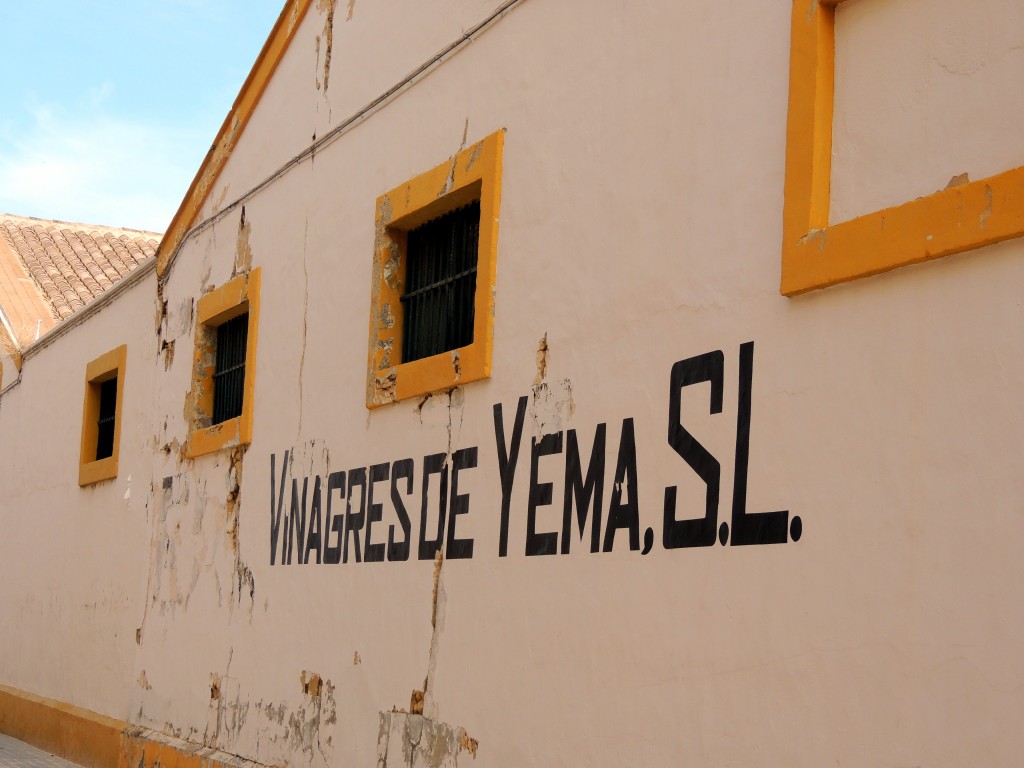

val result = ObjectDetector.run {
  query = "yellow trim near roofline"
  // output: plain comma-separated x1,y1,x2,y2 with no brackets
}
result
155,0,315,280
781,0,1024,295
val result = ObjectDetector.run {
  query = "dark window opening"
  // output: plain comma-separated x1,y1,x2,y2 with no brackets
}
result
212,313,249,425
400,201,480,364
96,378,117,460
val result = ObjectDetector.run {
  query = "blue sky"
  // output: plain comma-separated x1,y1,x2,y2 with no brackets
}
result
0,1,284,232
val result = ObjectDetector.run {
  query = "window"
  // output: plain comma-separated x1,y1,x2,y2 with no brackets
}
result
186,268,261,458
781,0,1024,295
212,313,249,424
402,201,480,363
79,345,127,486
95,379,117,459
367,130,504,408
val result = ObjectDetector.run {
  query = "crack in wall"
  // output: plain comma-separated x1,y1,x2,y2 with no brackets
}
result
298,215,310,439
316,0,336,92
227,446,256,609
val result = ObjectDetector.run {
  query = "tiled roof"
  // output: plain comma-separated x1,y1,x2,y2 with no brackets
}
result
0,214,161,323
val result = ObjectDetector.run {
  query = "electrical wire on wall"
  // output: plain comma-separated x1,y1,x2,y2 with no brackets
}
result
159,0,529,285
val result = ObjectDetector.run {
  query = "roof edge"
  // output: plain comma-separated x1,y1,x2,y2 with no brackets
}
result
21,259,156,362
155,0,315,279
0,213,162,239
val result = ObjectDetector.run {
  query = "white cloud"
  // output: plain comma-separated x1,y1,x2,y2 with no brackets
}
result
0,97,217,233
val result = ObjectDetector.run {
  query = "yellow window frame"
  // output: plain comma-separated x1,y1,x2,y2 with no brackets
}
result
781,0,1024,295
79,345,127,486
367,130,504,408
186,268,261,458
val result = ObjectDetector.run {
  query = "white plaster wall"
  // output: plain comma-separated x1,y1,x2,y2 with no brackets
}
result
3,0,1024,766
831,0,1024,222
0,273,157,720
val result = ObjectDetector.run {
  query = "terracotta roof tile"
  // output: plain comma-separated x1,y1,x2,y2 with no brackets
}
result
0,214,161,322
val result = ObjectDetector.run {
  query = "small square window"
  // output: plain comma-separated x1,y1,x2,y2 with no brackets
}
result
186,268,261,458
367,130,504,408
79,345,127,486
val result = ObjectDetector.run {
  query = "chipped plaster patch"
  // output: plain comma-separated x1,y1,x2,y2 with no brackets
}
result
377,712,479,767
316,0,337,92
234,208,253,275
980,184,993,229
533,332,548,386
161,339,175,371
531,378,575,436
375,371,398,402
945,172,970,189
464,142,483,173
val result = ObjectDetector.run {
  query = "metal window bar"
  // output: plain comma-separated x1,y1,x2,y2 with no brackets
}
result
95,377,117,460
212,313,249,425
400,201,480,363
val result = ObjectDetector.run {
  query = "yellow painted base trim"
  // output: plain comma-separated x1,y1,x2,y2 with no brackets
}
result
0,684,123,768
0,684,268,768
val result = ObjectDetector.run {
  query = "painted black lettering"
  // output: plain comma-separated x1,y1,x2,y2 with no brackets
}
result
603,419,640,552
389,459,413,562
730,341,789,545
364,463,389,563
419,453,448,560
289,477,309,565
494,396,528,557
344,467,367,563
323,470,345,564
270,451,289,565
305,475,323,564
663,350,724,549
526,433,562,556
447,447,477,559
562,425,605,554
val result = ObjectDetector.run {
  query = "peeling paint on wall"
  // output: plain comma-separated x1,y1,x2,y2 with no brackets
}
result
234,207,253,276
533,332,548,386
530,378,575,436
377,712,479,768
316,0,336,92
227,446,256,606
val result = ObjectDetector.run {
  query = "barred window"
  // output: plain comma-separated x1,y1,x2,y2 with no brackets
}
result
401,202,480,363
212,313,249,425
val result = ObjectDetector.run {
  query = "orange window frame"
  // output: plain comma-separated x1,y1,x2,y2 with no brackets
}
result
366,130,504,408
781,0,1024,295
79,345,127,486
186,268,261,458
